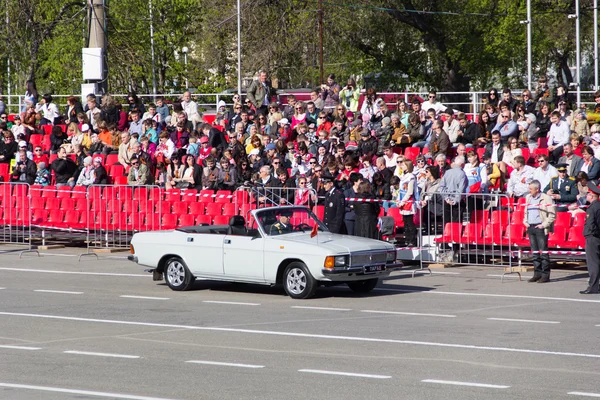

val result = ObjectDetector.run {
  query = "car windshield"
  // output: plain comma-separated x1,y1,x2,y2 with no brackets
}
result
255,207,329,236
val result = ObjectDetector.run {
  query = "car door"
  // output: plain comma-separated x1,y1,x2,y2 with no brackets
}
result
180,233,224,277
222,235,265,282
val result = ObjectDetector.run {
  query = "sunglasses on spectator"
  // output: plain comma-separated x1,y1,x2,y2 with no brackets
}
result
272,161,280,164
0,116,6,119
315,169,322,172
417,159,425,163
429,95,435,98
309,161,316,164
131,162,139,165
299,181,306,185
235,106,241,110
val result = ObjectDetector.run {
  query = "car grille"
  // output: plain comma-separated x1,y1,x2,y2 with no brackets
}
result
350,251,387,266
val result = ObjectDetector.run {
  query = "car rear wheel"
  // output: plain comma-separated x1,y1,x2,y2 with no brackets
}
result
283,262,317,299
347,278,378,293
164,257,194,291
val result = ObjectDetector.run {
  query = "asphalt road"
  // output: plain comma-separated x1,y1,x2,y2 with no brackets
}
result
0,246,599,400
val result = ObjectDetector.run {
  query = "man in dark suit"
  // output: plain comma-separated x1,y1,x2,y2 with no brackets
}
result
544,163,579,211
483,131,504,163
558,143,583,177
11,150,36,184
322,172,345,234
201,123,226,154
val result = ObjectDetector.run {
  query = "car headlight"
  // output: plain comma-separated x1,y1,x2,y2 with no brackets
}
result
386,250,396,263
324,255,349,269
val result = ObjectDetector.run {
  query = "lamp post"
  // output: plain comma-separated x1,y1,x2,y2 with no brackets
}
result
519,0,532,90
182,46,189,89
236,0,242,96
569,0,581,105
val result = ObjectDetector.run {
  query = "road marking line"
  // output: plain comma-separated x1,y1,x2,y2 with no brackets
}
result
120,295,169,300
291,306,352,311
375,287,600,303
0,288,5,290
38,253,77,257
2,312,598,359
487,274,533,279
0,267,149,277
34,290,83,295
413,270,461,275
0,345,41,351
0,382,180,400
488,317,560,324
202,301,260,306
64,350,140,359
361,310,456,318
186,360,264,369
569,392,600,397
299,369,391,379
422,379,510,389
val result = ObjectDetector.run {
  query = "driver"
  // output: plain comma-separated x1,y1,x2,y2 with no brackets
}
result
270,213,293,235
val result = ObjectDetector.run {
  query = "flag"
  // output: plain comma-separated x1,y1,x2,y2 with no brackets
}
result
310,223,318,238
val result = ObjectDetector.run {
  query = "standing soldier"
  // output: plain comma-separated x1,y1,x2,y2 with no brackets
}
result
322,172,345,234
581,183,600,294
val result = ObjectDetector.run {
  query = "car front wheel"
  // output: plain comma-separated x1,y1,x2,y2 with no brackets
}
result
164,257,195,291
347,278,378,293
283,262,317,299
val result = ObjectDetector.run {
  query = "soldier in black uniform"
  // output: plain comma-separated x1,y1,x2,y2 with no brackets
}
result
544,163,579,212
322,172,345,234
270,212,293,235
581,182,600,294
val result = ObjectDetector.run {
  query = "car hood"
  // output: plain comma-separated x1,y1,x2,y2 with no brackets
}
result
274,233,394,254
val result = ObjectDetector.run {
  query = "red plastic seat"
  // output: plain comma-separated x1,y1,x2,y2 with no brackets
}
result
71,186,88,199
133,187,149,201
12,184,28,197
122,201,137,214
482,223,504,245
172,202,189,215
491,210,509,225
45,197,61,210
31,208,48,224
567,226,585,248
29,134,43,148
107,199,122,213
88,186,103,200
29,185,43,198
109,164,125,178
161,214,178,230
157,201,172,214
128,212,146,231
105,154,119,165
60,198,74,211
199,189,215,202
500,224,528,247
178,214,195,227
403,147,420,163
555,212,571,227
521,148,530,163
470,209,489,224
223,203,237,217
235,190,249,205
435,222,463,244
57,187,72,199
165,190,181,202
181,190,198,202
510,210,524,224
205,203,223,216
62,211,81,229
46,210,65,227
31,197,46,209
196,215,211,225
458,223,483,244
149,187,163,201
215,190,232,203
73,198,88,211
548,225,569,248
386,207,404,230
573,213,586,228
113,176,128,185
213,215,229,225
41,188,57,198
116,186,134,201
189,202,205,215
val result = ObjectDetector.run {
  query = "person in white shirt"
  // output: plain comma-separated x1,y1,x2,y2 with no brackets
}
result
507,155,535,198
547,111,570,164
421,91,446,117
35,94,59,125
382,145,400,169
181,91,201,130
533,154,557,192
443,108,460,144
10,115,25,137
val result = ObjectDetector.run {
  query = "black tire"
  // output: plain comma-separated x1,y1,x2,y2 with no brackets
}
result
164,257,195,291
347,278,378,293
283,262,317,299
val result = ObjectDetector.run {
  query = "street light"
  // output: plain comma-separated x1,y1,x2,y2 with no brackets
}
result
182,46,189,89
569,0,581,106
519,0,532,90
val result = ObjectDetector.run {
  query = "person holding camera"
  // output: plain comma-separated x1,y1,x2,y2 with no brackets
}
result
339,78,360,112
320,74,341,109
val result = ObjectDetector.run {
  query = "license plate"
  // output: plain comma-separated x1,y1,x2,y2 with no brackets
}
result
364,265,385,273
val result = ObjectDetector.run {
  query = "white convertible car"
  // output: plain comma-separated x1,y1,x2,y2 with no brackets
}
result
128,206,402,299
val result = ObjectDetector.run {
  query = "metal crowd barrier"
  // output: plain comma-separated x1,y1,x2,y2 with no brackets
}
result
0,182,39,258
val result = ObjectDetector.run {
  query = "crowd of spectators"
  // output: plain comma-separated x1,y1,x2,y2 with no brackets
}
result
1,74,599,231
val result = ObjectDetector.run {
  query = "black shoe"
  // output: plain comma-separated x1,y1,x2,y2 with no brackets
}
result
580,288,600,294
528,276,541,283
537,277,550,283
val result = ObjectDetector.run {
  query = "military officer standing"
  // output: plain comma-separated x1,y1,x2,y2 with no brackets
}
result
322,172,345,234
544,163,579,211
581,182,600,294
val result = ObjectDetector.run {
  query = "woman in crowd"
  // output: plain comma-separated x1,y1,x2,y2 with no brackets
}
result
486,88,499,106
236,159,253,186
338,78,360,112
372,171,391,201
353,181,380,239
578,146,600,180
484,103,498,127
165,156,182,189
500,137,522,171
536,101,552,138
396,100,410,128
67,123,84,148
569,171,590,216
477,110,493,145
36,94,60,125
65,96,84,124
180,154,203,190
294,176,317,207
291,101,307,130
464,150,487,193
23,80,38,112
398,159,418,246
421,166,443,233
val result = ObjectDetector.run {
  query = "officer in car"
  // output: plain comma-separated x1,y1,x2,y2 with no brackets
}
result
270,212,293,235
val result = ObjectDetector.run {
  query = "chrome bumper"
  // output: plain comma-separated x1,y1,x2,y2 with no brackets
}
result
321,262,403,276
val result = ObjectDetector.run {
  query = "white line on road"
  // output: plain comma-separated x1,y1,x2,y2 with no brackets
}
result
2,312,598,360
488,317,560,324
422,379,510,389
0,382,180,400
38,253,77,257
0,267,149,277
299,369,391,379
487,274,533,279
64,350,140,359
569,392,600,398
291,306,352,311
186,360,264,369
120,295,170,300
361,310,456,318
375,287,600,303
0,345,41,351
34,290,83,295
0,288,5,290
202,300,260,306
414,270,461,275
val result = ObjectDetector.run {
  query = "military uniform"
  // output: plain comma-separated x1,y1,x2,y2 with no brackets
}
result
323,186,345,234
582,183,600,294
270,220,292,235
544,164,579,211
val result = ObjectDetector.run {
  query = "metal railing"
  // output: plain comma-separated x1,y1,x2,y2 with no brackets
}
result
0,182,39,257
